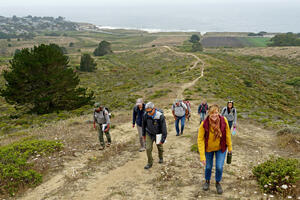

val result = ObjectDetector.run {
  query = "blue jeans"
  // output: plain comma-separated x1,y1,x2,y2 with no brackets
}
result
175,115,185,135
205,150,227,182
228,121,233,129
200,112,206,123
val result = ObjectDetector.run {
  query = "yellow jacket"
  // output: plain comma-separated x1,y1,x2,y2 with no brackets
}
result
197,117,232,161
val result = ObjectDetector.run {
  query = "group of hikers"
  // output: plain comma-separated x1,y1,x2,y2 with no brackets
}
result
93,98,237,194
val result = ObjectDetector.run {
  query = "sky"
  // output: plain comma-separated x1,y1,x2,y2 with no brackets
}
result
1,0,300,32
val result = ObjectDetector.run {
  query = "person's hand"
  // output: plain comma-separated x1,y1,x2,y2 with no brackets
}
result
174,116,177,120
159,141,163,145
233,124,236,129
132,124,135,128
201,160,206,166
228,151,232,154
93,121,96,129
104,124,110,133
143,136,146,141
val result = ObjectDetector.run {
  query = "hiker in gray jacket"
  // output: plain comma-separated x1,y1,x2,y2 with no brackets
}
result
93,102,111,150
172,99,188,136
221,101,237,129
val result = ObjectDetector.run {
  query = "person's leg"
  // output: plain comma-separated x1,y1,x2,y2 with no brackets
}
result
215,150,226,182
145,134,154,167
137,125,145,150
157,143,164,163
201,113,205,123
205,151,214,181
228,121,233,129
105,131,111,146
180,116,186,134
97,125,105,148
175,117,180,136
203,151,214,190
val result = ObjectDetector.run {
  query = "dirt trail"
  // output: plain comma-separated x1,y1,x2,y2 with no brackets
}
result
19,47,287,200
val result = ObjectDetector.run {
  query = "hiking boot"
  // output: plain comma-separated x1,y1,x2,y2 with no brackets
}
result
106,143,111,147
99,146,105,150
216,182,223,194
144,164,152,170
176,134,180,136
158,158,163,164
203,181,210,191
139,147,145,152
180,131,183,135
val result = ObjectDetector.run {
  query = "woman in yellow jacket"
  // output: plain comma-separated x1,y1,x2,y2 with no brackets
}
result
198,104,232,194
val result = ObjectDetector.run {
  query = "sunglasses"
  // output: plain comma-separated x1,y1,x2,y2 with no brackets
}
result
146,109,153,114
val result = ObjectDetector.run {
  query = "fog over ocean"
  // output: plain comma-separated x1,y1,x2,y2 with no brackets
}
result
1,1,300,32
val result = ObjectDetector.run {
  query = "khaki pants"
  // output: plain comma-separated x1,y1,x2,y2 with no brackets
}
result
146,134,163,165
137,125,145,148
97,124,111,147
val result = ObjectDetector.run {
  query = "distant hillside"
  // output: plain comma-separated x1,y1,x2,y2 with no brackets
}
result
0,15,79,38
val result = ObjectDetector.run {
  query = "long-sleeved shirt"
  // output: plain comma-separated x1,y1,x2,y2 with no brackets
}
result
197,117,232,161
142,110,167,143
198,103,208,114
132,104,145,127
94,109,110,124
221,107,237,125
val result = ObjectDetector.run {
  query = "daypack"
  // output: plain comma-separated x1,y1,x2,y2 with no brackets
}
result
183,100,191,112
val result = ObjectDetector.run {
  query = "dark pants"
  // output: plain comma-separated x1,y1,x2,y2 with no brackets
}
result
228,121,233,129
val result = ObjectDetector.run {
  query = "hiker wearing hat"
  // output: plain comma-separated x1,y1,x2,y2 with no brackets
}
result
198,104,232,194
221,101,237,129
93,102,111,150
172,99,188,136
132,98,146,152
142,102,167,169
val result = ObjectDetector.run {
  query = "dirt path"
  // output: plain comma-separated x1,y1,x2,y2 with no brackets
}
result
19,47,286,200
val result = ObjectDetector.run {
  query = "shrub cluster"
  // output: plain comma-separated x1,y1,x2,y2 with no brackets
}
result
252,157,300,196
0,139,63,196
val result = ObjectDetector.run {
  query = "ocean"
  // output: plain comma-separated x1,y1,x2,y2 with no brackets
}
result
1,1,300,33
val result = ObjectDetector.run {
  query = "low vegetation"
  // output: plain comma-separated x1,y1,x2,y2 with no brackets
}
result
269,32,300,47
252,157,300,197
0,138,63,196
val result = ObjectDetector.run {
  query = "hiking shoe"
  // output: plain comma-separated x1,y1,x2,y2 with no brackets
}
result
180,131,183,135
99,146,105,150
158,158,163,164
106,143,111,147
139,147,145,152
176,134,180,136
144,164,152,170
216,183,223,194
203,181,210,191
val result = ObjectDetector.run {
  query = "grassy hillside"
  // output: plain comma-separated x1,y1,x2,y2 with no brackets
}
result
187,53,300,128
202,36,270,48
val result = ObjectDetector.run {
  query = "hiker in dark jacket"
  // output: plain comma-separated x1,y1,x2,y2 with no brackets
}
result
198,100,208,124
93,102,111,150
142,102,167,169
132,98,146,152
221,101,237,129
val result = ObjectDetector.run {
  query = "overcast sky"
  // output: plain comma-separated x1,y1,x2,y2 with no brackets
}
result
1,0,299,6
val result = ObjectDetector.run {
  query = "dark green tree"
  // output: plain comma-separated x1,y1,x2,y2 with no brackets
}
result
191,42,203,52
93,40,113,56
189,34,200,43
79,54,97,72
269,33,300,46
0,44,94,114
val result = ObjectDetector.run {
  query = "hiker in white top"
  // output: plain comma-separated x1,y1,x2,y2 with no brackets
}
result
221,101,237,130
172,99,188,136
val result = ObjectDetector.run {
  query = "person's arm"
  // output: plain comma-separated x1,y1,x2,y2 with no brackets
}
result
104,111,110,132
93,112,96,129
197,123,206,162
142,114,146,138
132,106,137,128
198,105,201,114
160,115,167,144
224,118,232,152
233,108,237,127
172,110,176,120
221,107,226,116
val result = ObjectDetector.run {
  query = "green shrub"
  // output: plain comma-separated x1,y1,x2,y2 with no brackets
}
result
252,157,300,196
148,89,172,100
0,139,64,196
190,144,198,152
